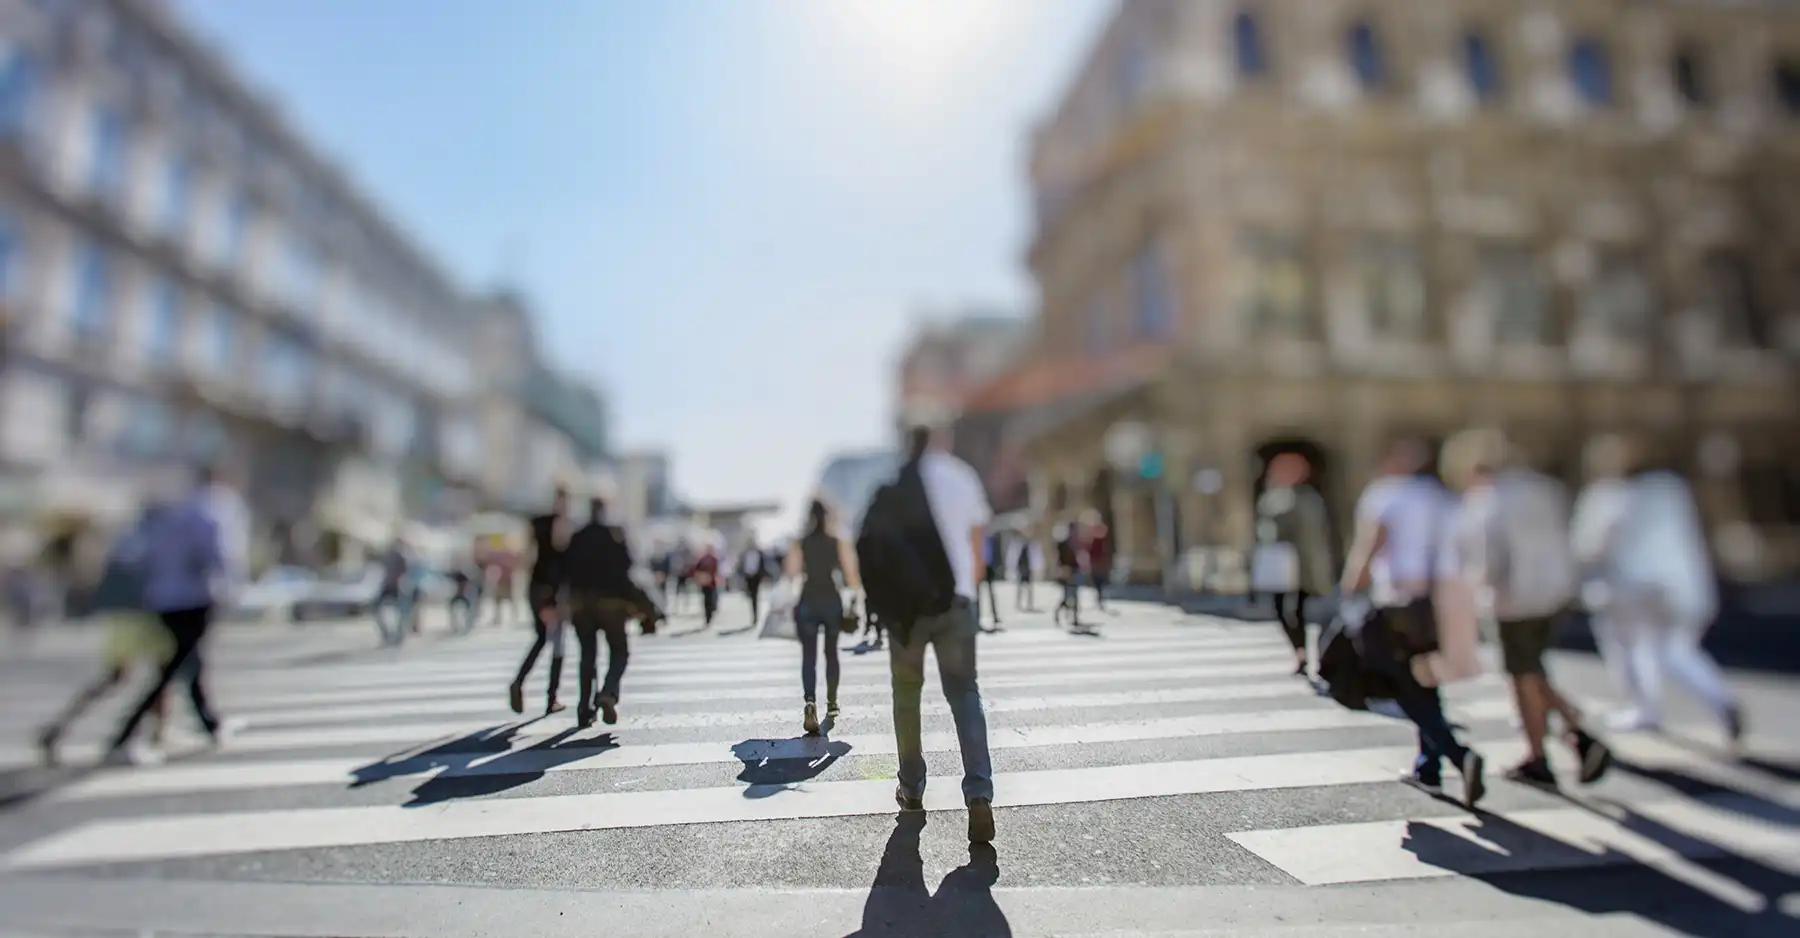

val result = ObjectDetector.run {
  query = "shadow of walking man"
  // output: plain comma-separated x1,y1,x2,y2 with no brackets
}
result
845,813,1009,938
732,736,851,799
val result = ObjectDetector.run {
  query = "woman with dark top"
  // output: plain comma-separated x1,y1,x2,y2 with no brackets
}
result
1253,453,1335,676
784,499,862,735
1053,523,1086,631
509,487,571,716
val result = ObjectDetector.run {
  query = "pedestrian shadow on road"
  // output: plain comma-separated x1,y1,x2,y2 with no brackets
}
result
1402,798,1799,938
400,728,615,807
844,813,1009,937
732,736,851,799
349,721,538,788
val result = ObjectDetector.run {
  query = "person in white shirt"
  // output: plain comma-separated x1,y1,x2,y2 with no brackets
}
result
889,425,995,845
1442,429,1610,787
1574,435,1742,741
1341,436,1487,809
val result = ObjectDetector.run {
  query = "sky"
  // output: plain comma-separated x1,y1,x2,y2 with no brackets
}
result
179,0,1115,524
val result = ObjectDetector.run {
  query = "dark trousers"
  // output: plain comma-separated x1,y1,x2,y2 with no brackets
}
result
572,602,631,716
1090,569,1109,609
513,615,566,703
794,598,843,703
111,605,219,750
701,586,719,624
1276,591,1309,653
1015,574,1034,611
1361,613,1471,780
979,577,1001,625
744,575,765,624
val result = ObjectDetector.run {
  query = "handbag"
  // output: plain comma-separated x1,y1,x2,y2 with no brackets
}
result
840,597,861,634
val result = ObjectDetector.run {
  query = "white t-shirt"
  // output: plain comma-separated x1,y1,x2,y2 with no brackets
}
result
918,450,992,601
1355,474,1454,608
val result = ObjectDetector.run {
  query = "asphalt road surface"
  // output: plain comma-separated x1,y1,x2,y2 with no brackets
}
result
0,591,1796,938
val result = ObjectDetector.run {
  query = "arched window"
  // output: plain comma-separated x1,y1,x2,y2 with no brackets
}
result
1234,10,1268,79
1569,37,1613,107
1463,31,1502,102
1348,21,1385,90
1673,46,1707,106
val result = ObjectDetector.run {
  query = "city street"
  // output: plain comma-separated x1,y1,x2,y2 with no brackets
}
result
0,595,1796,938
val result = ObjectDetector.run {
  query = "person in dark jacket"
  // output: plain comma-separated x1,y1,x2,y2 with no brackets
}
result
1253,453,1335,676
563,497,643,728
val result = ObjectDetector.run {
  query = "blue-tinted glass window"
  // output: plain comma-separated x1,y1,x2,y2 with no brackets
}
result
71,244,110,338
144,279,181,363
1569,38,1613,107
221,193,248,263
88,107,128,200
1348,22,1385,90
1234,11,1268,79
0,49,38,139
205,304,235,369
1463,32,1502,102
162,157,191,234
0,213,20,300
1132,243,1175,340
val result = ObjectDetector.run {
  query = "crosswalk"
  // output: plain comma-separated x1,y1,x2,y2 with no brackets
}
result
1,604,1796,900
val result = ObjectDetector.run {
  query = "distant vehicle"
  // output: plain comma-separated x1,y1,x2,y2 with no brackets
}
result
290,567,385,621
222,566,317,623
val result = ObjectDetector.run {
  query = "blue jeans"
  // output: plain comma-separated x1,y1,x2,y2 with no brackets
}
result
373,592,412,646
889,598,994,804
794,597,843,703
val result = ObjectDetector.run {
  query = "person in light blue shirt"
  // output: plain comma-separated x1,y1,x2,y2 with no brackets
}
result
106,466,228,763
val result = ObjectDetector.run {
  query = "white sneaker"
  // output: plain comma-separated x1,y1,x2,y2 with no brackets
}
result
104,744,166,767
214,716,250,742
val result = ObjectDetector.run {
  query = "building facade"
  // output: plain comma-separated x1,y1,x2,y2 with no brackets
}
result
1016,0,1800,583
895,312,1032,431
0,0,495,563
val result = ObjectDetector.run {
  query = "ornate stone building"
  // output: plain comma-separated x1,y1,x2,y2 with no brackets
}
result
1009,0,1800,583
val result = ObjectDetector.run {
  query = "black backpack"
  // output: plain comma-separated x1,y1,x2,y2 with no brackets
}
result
856,460,955,632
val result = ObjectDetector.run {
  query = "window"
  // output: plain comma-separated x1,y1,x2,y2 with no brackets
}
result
1479,247,1548,343
204,303,235,371
259,330,314,404
1358,240,1427,339
1776,58,1800,117
87,106,128,201
144,279,181,364
161,156,191,235
70,244,110,339
1234,232,1309,337
1131,240,1176,340
0,46,37,139
1701,252,1768,348
1579,254,1654,339
0,212,20,301
281,235,319,310
1672,46,1707,107
1234,11,1268,79
1347,21,1386,91
1569,38,1613,107
1463,32,1502,103
220,192,248,263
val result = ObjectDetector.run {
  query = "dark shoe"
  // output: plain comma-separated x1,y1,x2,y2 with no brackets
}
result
967,798,995,844
1573,732,1613,784
598,695,619,725
1505,758,1557,788
1725,705,1746,748
1398,771,1443,797
36,727,59,768
1460,752,1487,809
577,709,596,730
826,700,841,721
803,703,820,736
895,786,924,812
508,683,524,715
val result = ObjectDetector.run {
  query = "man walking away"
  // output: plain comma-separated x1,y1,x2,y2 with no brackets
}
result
1341,437,1487,809
374,537,414,647
740,543,768,627
510,487,571,716
1052,523,1085,631
105,467,230,765
564,497,637,728
690,545,721,626
857,425,995,844
1012,533,1039,612
1443,429,1610,787
979,530,1004,632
